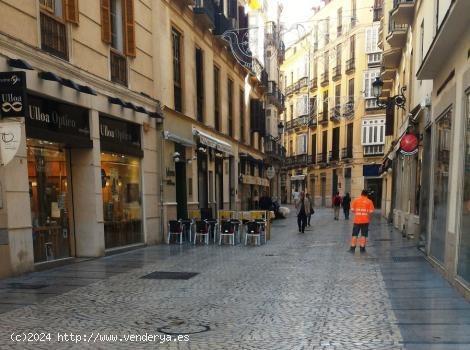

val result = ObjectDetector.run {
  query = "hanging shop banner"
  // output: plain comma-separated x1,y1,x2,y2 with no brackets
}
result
0,71,28,118
400,133,419,156
99,116,142,157
0,121,21,166
26,94,91,147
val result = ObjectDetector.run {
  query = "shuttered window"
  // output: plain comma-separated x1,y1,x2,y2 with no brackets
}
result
295,95,309,117
297,134,307,155
362,118,385,145
64,0,79,23
363,69,381,98
365,24,379,53
101,0,135,57
101,0,112,43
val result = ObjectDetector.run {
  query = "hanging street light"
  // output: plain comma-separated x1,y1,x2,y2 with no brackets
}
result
372,77,407,109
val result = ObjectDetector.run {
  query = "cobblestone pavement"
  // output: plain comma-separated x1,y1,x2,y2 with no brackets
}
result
1,208,470,349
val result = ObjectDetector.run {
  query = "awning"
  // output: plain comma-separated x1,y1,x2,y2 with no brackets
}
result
290,175,306,181
193,128,232,154
164,131,194,146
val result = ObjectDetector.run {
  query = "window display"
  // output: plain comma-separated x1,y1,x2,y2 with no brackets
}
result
101,152,142,249
28,139,71,263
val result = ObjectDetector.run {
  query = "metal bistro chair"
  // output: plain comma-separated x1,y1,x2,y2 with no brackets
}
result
205,219,218,243
194,220,209,245
167,220,183,245
245,221,266,246
219,220,236,246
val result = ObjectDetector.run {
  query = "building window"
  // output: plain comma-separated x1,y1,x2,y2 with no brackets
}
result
431,109,452,263
335,84,341,107
228,78,234,137
40,0,68,60
351,0,357,26
324,51,329,74
336,44,342,68
195,47,204,122
337,8,342,36
110,0,124,52
361,118,385,145
419,20,424,63
297,134,307,154
240,89,245,143
214,66,221,131
458,93,470,282
296,95,308,118
350,35,355,59
348,78,354,102
324,17,330,45
289,139,293,156
172,28,183,113
322,90,329,120
365,24,379,53
290,104,294,121
363,69,381,98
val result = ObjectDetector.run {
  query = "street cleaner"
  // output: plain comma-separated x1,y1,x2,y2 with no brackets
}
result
349,190,375,253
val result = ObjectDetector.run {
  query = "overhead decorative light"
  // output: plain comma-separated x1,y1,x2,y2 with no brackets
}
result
372,77,406,109
78,85,97,95
8,58,33,70
38,71,62,83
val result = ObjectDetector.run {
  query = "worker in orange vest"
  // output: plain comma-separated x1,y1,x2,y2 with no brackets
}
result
349,190,375,253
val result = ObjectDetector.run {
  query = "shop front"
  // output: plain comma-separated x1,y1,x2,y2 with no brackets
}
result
26,94,92,263
99,116,143,250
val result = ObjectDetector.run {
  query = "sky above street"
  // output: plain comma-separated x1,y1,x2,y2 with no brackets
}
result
279,0,322,46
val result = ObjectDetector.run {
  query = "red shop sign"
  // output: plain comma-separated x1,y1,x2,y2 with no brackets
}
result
400,133,419,156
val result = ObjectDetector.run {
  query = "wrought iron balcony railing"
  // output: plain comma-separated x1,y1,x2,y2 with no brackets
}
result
330,106,341,122
346,58,355,73
321,72,329,86
329,149,340,162
341,146,353,160
332,65,342,81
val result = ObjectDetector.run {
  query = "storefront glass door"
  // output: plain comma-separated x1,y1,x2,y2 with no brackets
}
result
458,93,470,282
28,140,72,263
101,153,142,249
430,109,452,264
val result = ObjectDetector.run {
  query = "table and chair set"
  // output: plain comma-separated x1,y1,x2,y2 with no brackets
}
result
167,210,272,246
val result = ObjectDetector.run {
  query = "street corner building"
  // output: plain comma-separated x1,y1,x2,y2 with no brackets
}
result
0,0,284,278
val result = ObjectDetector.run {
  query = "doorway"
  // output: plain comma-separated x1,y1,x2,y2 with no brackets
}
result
215,157,224,209
365,178,383,209
197,150,208,209
175,144,187,220
321,176,326,207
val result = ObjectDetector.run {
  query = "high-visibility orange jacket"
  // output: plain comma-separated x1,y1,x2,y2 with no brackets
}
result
351,195,375,224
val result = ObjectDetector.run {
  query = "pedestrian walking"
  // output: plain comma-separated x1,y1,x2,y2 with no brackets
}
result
342,192,351,220
349,190,375,253
295,191,310,233
306,193,315,226
332,192,342,220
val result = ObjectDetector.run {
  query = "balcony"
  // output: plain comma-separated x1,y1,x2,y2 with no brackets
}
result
321,72,329,87
193,0,215,29
278,41,286,63
264,136,285,160
387,22,408,48
285,154,310,168
110,50,128,86
391,0,416,25
311,154,317,165
40,12,68,60
330,106,341,122
367,52,382,66
364,144,385,156
337,25,342,37
346,58,355,74
292,115,310,129
285,85,294,96
329,149,340,162
265,21,279,45
319,110,329,125
373,6,383,22
310,77,318,91
341,146,353,160
343,101,354,118
214,11,234,36
332,65,342,81
317,153,327,165
382,47,402,68
298,77,309,90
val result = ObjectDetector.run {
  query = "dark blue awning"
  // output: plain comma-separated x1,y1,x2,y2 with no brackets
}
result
363,164,380,177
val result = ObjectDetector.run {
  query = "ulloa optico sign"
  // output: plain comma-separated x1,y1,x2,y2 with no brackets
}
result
0,71,28,118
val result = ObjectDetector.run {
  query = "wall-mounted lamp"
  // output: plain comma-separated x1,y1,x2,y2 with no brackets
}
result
372,77,407,110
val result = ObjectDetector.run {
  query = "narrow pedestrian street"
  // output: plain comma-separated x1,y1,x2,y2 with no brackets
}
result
1,208,469,350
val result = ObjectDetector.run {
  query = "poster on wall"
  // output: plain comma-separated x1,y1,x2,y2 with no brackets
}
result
0,121,22,166
0,71,28,118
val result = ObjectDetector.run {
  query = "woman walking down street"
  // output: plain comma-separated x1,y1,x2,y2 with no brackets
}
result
332,192,342,220
306,193,315,226
342,193,351,220
295,191,310,233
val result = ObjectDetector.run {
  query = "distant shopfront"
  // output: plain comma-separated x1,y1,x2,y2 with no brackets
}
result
99,116,143,250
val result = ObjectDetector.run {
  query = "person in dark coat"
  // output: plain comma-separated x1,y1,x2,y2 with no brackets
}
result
342,192,351,220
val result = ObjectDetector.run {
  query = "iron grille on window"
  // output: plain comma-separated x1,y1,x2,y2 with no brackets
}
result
40,12,68,60
110,50,128,86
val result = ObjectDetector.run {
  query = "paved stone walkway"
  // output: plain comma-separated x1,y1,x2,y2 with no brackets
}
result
0,208,469,349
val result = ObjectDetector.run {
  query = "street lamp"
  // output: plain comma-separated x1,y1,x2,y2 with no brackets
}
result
272,121,284,142
372,77,407,109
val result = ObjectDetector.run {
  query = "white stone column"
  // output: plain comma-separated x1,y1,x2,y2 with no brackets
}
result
0,120,34,277
70,110,105,257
